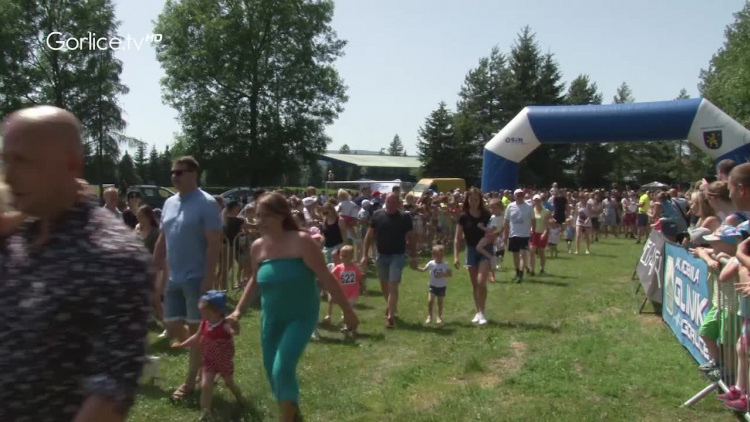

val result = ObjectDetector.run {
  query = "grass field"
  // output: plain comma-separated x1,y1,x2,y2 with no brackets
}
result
131,237,732,422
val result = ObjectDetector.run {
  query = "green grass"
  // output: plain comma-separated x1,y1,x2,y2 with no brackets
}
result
131,237,732,421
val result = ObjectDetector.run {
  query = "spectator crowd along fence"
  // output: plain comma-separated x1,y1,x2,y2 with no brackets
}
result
634,231,750,419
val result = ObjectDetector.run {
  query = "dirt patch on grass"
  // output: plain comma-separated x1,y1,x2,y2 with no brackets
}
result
372,348,418,385
572,361,583,375
472,341,528,388
638,314,663,329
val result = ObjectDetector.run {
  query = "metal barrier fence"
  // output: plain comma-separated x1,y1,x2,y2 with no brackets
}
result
684,257,750,420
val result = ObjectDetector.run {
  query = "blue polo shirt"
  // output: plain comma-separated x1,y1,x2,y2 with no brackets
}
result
161,189,222,284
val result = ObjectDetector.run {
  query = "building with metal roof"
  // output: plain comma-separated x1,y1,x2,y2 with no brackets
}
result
319,153,421,169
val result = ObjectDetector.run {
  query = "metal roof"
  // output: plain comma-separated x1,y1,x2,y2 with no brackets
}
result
320,153,421,168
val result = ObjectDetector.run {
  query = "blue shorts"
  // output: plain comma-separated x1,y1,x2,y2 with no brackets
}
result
164,281,202,324
429,285,447,297
466,244,492,267
637,213,649,227
377,253,406,283
325,244,344,263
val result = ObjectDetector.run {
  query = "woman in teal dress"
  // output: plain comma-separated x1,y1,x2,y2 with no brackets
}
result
229,193,358,422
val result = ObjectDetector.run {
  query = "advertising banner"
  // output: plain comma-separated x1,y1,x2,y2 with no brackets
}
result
636,231,667,303
662,243,711,365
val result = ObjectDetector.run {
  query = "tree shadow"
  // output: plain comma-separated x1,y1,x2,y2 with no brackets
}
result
540,273,572,280
209,393,265,421
354,302,374,310
587,253,617,258
313,335,360,347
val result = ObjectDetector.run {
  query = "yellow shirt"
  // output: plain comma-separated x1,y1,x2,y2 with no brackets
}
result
638,194,650,214
502,197,511,207
534,208,550,233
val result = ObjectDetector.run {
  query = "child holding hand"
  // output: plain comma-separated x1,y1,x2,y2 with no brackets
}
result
418,245,452,325
327,245,363,334
173,290,243,420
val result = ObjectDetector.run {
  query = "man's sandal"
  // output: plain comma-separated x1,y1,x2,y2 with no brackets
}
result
170,384,194,402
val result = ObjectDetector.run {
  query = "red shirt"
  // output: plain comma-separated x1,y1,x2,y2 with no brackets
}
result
332,263,363,300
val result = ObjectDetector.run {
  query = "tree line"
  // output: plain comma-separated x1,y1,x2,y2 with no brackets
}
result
0,1,748,190
414,25,734,189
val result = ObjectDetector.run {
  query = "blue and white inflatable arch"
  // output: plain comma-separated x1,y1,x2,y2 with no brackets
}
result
482,98,750,191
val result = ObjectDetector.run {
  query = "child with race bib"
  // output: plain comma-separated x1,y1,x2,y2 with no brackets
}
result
418,245,452,325
476,198,505,261
326,245,363,334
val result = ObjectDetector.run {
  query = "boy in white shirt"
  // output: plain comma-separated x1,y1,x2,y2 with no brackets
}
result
477,198,505,261
418,245,452,326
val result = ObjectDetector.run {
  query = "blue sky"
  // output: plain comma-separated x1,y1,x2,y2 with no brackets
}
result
114,0,746,155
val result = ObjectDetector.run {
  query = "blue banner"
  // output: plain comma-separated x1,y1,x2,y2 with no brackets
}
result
662,243,711,366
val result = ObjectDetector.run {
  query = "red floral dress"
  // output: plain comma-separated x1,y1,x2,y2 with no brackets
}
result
200,319,235,376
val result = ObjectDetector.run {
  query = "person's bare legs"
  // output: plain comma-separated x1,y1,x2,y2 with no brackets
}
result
281,401,300,422
387,281,399,319
575,226,582,254
221,374,244,404
166,320,187,343
529,245,537,273
200,369,215,412
186,323,201,390
476,260,489,314
437,296,444,321
468,266,480,312
584,228,591,254
539,247,546,272
427,292,435,321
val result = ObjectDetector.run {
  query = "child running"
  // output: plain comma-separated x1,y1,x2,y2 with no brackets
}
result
548,220,561,258
565,217,575,254
476,198,505,261
418,245,452,325
326,245,363,334
173,290,243,420
491,231,506,282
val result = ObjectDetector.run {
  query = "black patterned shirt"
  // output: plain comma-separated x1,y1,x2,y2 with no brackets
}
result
0,199,153,421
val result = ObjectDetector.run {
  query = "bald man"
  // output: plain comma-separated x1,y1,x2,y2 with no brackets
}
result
361,193,417,329
0,106,152,422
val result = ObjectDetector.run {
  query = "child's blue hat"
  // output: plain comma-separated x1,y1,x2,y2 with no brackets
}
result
201,290,227,313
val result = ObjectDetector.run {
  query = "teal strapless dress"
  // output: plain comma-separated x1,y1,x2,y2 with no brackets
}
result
256,258,320,404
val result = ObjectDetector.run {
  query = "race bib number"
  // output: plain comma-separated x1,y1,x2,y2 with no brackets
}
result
341,271,357,285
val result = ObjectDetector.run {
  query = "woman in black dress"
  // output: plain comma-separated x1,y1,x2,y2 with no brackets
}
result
453,188,492,326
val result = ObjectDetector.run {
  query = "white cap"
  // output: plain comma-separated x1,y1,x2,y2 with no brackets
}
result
533,194,542,201
302,197,316,207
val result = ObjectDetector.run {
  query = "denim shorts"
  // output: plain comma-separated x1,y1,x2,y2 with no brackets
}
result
324,243,344,263
429,285,447,297
164,281,202,324
466,244,492,268
377,253,406,283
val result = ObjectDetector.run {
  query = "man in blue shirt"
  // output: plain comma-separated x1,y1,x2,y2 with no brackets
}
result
153,156,222,401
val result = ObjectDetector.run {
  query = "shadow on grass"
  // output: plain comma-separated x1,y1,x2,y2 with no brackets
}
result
393,318,456,335
587,253,617,258
139,382,265,421
523,278,570,287
364,289,384,298
354,302,374,310
452,319,560,333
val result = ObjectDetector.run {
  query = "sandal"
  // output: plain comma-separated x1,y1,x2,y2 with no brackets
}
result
170,384,194,402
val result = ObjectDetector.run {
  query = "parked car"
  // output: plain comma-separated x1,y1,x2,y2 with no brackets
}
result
220,187,254,203
129,185,175,210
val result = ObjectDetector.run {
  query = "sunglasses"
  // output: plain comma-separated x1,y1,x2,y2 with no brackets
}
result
171,169,194,177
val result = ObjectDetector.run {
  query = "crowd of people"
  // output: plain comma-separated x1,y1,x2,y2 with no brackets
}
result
2,104,746,421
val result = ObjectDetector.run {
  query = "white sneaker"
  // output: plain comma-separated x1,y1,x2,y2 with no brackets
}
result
158,330,168,339
477,313,488,326
425,316,432,324
471,313,480,323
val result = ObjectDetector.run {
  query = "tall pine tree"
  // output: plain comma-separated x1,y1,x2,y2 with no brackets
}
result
417,102,471,178
117,152,141,186
610,82,635,184
388,135,405,156
134,144,148,184
148,146,160,185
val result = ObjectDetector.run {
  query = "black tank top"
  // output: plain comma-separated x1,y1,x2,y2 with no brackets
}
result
322,218,344,248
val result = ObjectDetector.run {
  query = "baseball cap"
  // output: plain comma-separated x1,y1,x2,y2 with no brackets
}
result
703,222,750,244
361,199,371,209
514,189,524,195
373,190,381,197
200,290,227,313
532,194,542,201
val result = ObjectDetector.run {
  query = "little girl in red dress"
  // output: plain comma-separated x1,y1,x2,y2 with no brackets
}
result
174,290,243,420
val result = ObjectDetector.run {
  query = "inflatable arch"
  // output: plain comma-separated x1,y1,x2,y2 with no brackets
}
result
481,98,750,192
